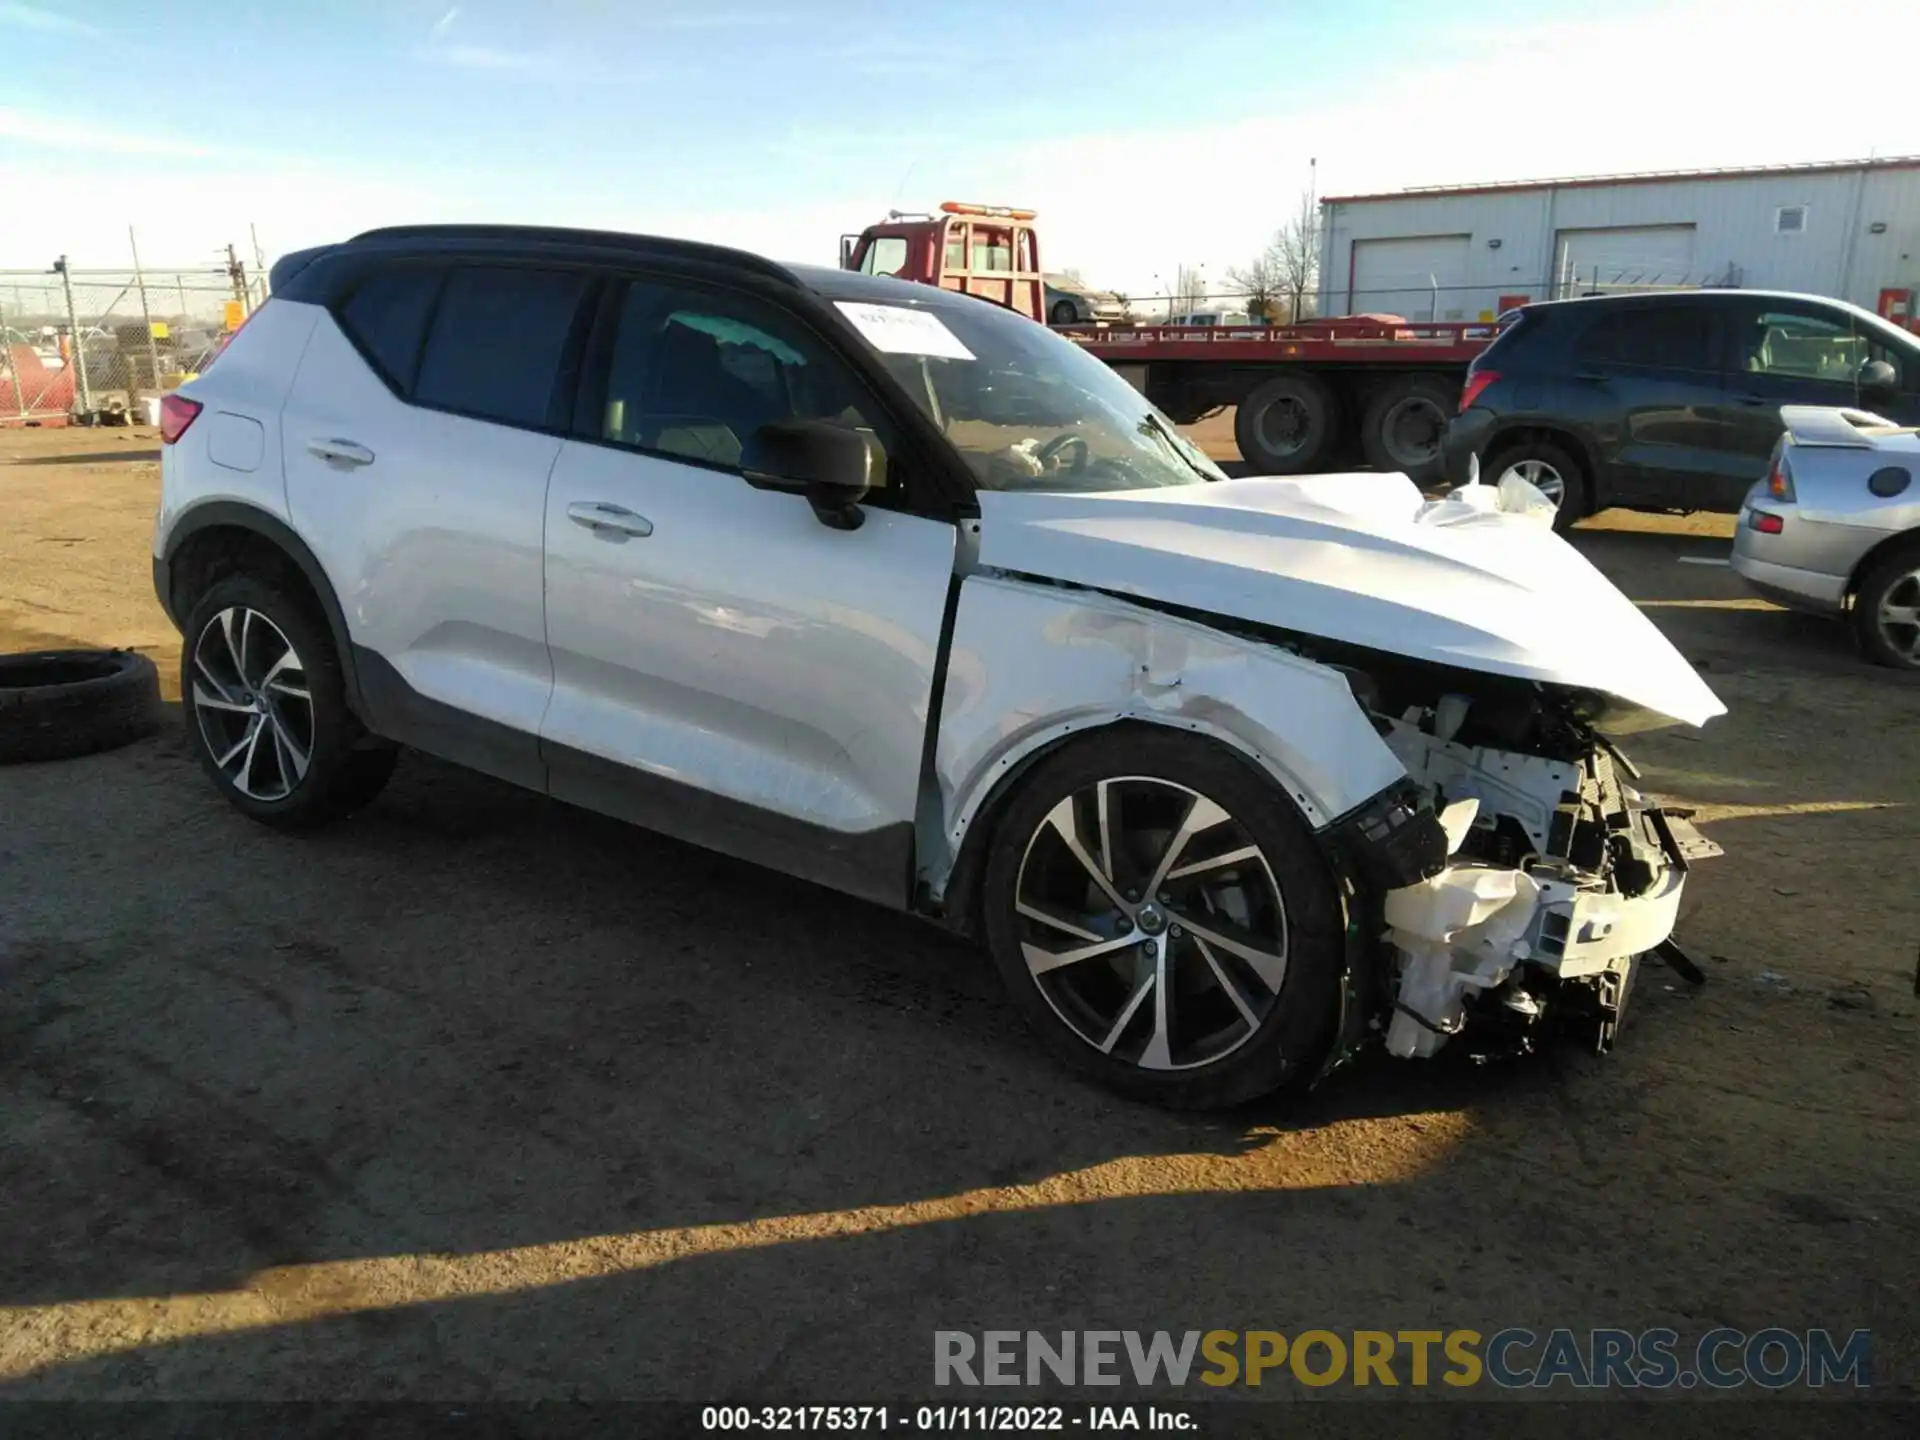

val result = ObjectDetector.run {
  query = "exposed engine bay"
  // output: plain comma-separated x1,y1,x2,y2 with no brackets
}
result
1316,649,1723,1062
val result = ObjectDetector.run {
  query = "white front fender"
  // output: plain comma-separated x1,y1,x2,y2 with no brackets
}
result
924,575,1409,894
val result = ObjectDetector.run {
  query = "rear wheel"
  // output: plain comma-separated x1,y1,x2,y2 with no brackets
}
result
980,729,1344,1108
181,573,397,830
1233,374,1338,474
1360,375,1455,484
1852,543,1920,670
1484,436,1590,532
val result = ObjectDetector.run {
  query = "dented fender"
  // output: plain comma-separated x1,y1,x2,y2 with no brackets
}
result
921,574,1409,896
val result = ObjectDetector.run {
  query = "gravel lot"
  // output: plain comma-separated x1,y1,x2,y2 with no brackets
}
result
2,422,1916,1407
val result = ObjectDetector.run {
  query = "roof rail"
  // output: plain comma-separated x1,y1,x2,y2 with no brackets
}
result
344,224,797,285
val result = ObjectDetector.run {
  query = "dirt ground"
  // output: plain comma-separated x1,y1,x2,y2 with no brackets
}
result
2,421,1917,1411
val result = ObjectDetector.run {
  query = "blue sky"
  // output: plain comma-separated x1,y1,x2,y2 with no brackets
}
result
3,0,1914,293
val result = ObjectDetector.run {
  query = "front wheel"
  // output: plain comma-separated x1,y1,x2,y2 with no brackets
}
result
181,573,397,830
980,729,1345,1108
1049,299,1079,325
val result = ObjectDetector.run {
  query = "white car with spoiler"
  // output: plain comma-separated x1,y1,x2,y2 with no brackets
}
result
152,223,1725,1107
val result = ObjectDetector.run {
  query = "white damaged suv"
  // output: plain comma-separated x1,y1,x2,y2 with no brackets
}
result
153,225,1725,1107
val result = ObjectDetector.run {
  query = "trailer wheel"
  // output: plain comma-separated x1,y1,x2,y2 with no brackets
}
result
1361,375,1455,484
1234,374,1338,474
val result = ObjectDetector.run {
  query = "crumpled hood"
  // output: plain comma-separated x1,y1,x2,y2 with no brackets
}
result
974,472,1726,727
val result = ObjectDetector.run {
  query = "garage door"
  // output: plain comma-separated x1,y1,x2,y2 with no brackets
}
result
1349,235,1471,320
1555,225,1697,295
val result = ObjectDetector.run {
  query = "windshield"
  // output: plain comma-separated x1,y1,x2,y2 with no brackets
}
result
834,295,1225,493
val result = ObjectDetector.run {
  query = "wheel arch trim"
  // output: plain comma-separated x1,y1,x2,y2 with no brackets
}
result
158,500,366,715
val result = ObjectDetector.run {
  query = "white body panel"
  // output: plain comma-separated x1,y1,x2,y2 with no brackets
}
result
974,472,1726,728
540,441,956,836
930,574,1408,886
279,307,557,738
154,301,320,554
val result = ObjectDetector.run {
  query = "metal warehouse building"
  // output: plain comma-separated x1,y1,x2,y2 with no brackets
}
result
1317,155,1920,325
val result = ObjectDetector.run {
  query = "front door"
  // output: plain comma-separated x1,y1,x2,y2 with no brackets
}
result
1721,300,1920,505
539,276,957,908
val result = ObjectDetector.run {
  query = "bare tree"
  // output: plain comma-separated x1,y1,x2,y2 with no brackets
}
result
1231,192,1322,324
1273,190,1321,322
1172,263,1208,320
1224,250,1283,323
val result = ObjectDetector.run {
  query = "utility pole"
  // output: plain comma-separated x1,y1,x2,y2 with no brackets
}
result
225,243,250,314
54,255,93,418
129,227,164,407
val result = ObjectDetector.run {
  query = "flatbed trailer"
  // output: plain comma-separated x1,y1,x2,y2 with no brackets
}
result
841,203,1504,480
1061,316,1501,480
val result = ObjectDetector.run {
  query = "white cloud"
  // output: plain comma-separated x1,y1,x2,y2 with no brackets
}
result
0,106,217,159
433,43,547,71
431,5,461,37
0,2,97,35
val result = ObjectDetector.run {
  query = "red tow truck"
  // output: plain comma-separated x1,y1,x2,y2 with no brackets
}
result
841,201,1500,481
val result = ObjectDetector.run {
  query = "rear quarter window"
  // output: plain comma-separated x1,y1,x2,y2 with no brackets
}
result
1574,305,1718,371
413,266,594,429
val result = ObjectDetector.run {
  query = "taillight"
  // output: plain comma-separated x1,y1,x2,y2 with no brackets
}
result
1767,452,1796,501
1457,369,1500,413
1748,509,1785,535
159,392,202,444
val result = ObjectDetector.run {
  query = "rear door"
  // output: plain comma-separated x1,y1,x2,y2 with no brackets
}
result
281,261,595,785
539,275,958,907
1565,302,1730,509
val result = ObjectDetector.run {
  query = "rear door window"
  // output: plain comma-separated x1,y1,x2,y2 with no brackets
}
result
1575,306,1719,371
339,264,445,392
413,266,593,429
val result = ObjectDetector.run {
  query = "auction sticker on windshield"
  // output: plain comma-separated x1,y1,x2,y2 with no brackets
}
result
835,302,975,360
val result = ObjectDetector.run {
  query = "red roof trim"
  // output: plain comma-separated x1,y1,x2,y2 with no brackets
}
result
1322,155,1920,205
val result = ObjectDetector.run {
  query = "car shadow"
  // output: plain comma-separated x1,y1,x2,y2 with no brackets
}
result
6,448,162,466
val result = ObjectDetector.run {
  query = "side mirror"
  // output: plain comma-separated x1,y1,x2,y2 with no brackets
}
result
745,419,873,530
1861,358,1900,397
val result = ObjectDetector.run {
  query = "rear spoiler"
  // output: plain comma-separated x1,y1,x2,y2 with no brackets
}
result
1779,405,1897,449
267,245,335,293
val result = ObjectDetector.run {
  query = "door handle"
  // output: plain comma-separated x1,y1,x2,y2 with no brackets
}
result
1736,394,1773,407
306,437,375,467
566,500,654,538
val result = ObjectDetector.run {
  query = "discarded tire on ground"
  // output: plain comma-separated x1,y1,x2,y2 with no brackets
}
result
0,649,164,765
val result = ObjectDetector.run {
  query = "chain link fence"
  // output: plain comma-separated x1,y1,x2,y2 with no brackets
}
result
0,254,269,425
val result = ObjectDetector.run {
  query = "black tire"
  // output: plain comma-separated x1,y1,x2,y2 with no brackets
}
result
1360,374,1456,485
1233,373,1338,474
180,573,397,830
1851,541,1920,670
0,649,162,764
1483,435,1590,533
1048,299,1079,325
980,728,1345,1109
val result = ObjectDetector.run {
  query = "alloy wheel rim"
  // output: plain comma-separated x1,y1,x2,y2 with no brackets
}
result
190,606,313,802
1013,776,1289,1071
1876,569,1920,665
1498,458,1566,507
1383,396,1445,468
